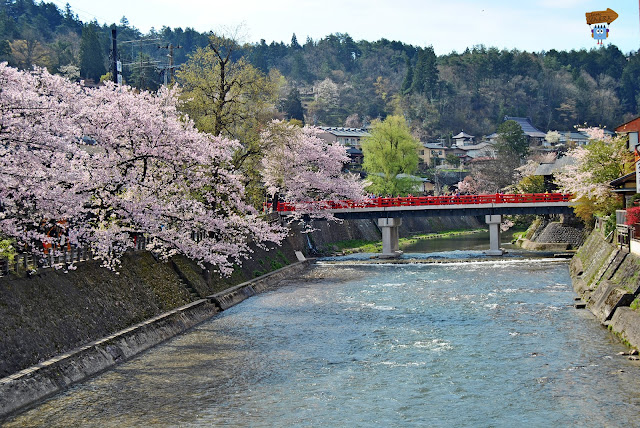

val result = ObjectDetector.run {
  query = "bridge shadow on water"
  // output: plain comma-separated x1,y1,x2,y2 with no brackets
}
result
320,230,567,263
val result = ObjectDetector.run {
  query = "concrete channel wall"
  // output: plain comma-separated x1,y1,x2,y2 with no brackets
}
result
0,259,313,419
570,229,640,347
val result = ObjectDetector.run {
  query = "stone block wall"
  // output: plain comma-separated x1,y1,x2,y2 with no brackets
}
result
571,229,640,349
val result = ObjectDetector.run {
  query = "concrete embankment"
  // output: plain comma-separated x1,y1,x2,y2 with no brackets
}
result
0,259,313,419
570,228,640,349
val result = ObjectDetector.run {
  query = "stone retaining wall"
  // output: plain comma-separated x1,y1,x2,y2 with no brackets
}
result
0,260,313,419
571,229,640,348
518,217,585,251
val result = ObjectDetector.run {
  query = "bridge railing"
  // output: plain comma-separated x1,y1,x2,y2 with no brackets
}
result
271,193,572,213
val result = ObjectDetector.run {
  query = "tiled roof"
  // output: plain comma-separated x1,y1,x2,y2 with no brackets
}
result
534,156,575,176
610,171,636,186
504,116,546,138
453,131,474,139
318,127,371,138
455,142,493,151
423,143,446,149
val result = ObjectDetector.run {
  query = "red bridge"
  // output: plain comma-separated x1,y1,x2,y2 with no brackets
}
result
275,193,572,213
273,193,575,258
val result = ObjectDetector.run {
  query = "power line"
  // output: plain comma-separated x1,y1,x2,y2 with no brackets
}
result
48,0,118,26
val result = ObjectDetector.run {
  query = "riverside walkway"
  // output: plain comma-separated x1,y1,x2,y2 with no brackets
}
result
275,193,574,257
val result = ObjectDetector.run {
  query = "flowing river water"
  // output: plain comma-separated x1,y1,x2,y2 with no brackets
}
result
4,235,640,427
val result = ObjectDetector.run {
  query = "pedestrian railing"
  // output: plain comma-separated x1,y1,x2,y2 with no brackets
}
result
0,234,152,278
270,193,573,213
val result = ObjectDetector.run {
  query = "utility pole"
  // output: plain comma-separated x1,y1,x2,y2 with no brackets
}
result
159,43,182,85
111,27,117,83
110,27,121,84
121,38,161,89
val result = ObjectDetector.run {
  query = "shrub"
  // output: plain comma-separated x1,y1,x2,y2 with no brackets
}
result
625,206,640,226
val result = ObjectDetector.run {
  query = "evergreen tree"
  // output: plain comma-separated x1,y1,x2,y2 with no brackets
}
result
290,33,301,50
281,87,305,123
401,57,413,94
79,22,105,81
496,120,528,159
250,39,269,73
410,46,438,98
620,53,640,115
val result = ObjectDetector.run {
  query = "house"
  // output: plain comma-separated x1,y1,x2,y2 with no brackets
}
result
549,130,614,147
551,131,590,147
610,172,637,201
449,146,472,164
534,156,576,191
345,147,364,168
396,174,433,195
612,117,640,206
318,126,371,167
503,116,546,145
317,127,371,149
485,132,498,143
458,142,496,159
615,116,640,152
420,142,447,167
452,131,474,147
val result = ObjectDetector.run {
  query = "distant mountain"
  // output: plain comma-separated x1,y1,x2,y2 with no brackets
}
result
2,0,638,139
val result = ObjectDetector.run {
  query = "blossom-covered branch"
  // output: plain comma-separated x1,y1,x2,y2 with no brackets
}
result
260,120,365,222
0,64,286,274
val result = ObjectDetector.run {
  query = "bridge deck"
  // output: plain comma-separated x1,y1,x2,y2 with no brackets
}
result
273,193,574,220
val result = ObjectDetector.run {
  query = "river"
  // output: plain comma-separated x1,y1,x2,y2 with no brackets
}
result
4,241,640,427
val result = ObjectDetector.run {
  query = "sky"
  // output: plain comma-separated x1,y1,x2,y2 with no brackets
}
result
54,0,640,55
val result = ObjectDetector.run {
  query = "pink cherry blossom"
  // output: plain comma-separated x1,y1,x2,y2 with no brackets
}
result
0,64,286,274
260,120,365,224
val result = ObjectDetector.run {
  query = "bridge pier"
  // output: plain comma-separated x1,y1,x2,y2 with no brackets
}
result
485,215,504,256
378,218,403,258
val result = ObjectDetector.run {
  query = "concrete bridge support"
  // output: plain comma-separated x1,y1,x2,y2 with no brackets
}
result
485,215,504,256
378,218,403,258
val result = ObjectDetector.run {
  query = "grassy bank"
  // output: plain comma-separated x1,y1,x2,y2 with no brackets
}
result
330,228,487,255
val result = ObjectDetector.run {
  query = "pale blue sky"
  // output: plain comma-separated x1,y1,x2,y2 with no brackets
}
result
55,0,639,54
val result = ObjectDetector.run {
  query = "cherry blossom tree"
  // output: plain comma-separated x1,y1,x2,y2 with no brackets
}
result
554,128,633,223
0,63,89,260
260,120,364,222
0,63,286,273
456,176,477,194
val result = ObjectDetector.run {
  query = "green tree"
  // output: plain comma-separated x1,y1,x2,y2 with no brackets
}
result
409,46,438,99
177,34,277,142
281,87,304,123
445,153,460,168
514,175,545,194
496,120,528,159
290,33,301,50
177,34,279,209
362,115,421,195
79,22,105,81
401,57,413,94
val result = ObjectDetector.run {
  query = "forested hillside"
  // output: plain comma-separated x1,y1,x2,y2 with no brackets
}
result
2,0,639,141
